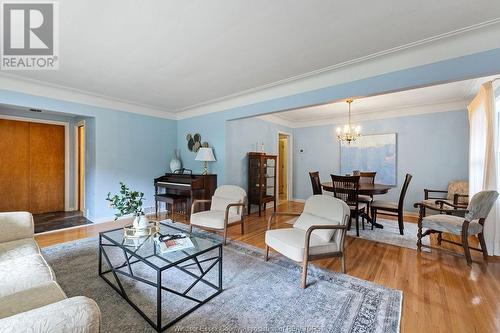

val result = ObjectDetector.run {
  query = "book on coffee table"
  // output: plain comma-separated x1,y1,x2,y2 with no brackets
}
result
156,233,194,253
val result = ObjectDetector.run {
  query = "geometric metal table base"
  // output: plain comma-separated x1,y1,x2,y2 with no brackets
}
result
99,225,223,332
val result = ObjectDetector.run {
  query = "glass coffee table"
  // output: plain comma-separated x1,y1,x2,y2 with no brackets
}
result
99,222,223,332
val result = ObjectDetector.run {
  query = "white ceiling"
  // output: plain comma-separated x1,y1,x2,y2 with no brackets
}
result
2,1,500,114
260,75,497,127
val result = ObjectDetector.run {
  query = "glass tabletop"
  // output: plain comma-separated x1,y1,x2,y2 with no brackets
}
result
100,222,222,270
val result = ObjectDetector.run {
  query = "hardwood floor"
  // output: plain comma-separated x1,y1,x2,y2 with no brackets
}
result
35,201,500,333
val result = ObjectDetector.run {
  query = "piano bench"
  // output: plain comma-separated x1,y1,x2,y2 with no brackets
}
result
154,194,188,221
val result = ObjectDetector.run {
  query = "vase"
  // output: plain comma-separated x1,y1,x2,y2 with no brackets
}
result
170,150,182,173
133,215,149,230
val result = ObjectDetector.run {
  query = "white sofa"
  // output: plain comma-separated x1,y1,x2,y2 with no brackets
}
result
0,212,100,333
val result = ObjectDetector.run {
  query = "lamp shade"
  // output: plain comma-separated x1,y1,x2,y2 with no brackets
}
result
195,147,216,162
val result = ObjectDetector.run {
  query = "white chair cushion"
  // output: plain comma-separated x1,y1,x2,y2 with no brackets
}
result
0,281,66,319
422,214,483,235
293,213,340,243
371,200,398,210
0,254,55,298
0,238,40,262
265,228,338,262
211,196,241,217
190,210,241,230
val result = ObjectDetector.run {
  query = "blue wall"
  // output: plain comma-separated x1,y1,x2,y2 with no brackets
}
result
0,91,177,221
293,110,469,211
225,117,292,189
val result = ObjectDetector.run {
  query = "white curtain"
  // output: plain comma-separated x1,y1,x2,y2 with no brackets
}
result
467,81,499,255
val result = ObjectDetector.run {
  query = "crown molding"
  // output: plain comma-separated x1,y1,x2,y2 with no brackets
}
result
258,98,469,129
177,18,500,120
0,73,177,120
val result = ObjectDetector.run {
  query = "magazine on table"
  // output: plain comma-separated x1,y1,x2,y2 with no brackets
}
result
155,233,194,253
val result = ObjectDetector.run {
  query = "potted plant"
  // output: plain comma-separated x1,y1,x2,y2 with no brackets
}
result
106,182,149,230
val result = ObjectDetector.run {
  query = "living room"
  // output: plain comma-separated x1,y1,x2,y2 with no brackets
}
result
0,1,500,333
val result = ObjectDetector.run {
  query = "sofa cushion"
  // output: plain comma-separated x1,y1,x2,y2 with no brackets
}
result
0,281,66,319
191,210,241,230
0,238,40,262
265,228,339,262
0,254,55,298
293,212,341,242
211,196,241,217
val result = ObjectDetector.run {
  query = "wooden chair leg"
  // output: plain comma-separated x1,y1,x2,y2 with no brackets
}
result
462,232,472,266
223,227,228,246
155,200,158,219
398,212,404,235
265,245,269,261
188,224,192,233
341,254,346,273
417,221,422,252
437,232,442,245
301,259,309,289
240,219,244,235
355,213,360,237
478,232,488,259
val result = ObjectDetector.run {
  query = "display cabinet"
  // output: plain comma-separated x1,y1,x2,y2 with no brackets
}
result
247,152,277,216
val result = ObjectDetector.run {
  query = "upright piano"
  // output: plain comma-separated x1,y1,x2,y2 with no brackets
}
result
154,173,217,214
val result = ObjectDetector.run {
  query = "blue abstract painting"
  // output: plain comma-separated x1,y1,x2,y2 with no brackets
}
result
340,133,397,186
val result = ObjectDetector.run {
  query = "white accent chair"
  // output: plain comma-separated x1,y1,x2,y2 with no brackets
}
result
265,195,351,288
0,212,100,332
189,185,247,245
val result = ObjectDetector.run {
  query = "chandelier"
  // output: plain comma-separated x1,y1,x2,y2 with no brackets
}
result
336,99,361,143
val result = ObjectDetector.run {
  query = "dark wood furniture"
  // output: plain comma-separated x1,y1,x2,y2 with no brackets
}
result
154,173,217,217
354,171,377,227
370,174,413,235
309,171,322,195
330,175,364,237
247,152,277,216
154,194,188,220
321,182,390,195
423,181,469,216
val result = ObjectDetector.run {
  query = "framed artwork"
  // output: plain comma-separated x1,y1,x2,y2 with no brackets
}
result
340,133,397,186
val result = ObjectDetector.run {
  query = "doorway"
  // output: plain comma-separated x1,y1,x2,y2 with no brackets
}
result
278,132,292,202
77,123,85,212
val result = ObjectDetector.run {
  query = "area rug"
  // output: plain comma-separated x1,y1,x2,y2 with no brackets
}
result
346,219,430,251
42,223,402,333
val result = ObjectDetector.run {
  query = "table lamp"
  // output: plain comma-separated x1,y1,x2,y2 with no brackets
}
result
195,147,216,175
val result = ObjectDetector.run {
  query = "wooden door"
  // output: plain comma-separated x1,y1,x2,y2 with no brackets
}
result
0,119,65,214
29,122,65,213
0,119,30,211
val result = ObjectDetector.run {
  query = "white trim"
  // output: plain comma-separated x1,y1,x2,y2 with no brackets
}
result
74,120,85,214
258,98,469,128
276,132,293,204
0,114,72,211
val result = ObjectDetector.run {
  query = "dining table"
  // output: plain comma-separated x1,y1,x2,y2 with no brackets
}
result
321,182,392,228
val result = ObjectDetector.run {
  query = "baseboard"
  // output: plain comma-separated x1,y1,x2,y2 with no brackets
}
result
289,198,305,203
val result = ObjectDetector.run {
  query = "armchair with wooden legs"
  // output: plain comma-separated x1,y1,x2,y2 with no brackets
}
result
264,195,351,288
189,185,247,245
415,190,498,266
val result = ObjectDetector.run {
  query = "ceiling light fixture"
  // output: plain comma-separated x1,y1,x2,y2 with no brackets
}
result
336,99,361,144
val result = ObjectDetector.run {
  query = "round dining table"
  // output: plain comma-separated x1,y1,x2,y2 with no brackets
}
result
321,182,391,195
321,182,392,228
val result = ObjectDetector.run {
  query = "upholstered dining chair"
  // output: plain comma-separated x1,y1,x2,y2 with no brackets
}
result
265,195,350,288
309,171,323,195
423,180,469,215
331,175,364,237
370,173,412,235
189,185,247,245
415,190,498,265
